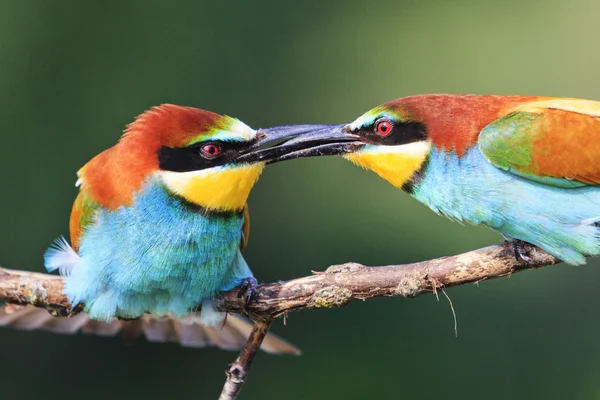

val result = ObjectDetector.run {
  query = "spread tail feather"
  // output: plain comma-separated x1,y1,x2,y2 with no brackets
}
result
0,305,300,355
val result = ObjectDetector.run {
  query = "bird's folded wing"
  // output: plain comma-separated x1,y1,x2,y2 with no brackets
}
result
69,187,100,251
479,99,600,187
0,305,300,355
240,203,250,250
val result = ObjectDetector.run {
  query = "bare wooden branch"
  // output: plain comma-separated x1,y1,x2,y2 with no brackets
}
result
219,319,272,400
0,241,563,399
0,242,561,320
0,269,71,316
218,241,560,319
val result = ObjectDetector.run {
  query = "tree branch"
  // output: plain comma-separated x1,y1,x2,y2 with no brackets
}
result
0,241,562,399
0,241,560,319
218,319,272,400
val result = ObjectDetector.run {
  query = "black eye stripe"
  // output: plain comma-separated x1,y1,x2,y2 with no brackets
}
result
361,120,427,145
158,141,247,172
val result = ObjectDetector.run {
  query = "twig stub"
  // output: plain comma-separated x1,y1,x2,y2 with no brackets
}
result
219,319,273,400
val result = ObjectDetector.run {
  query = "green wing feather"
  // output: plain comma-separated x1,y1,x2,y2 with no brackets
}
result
479,101,600,187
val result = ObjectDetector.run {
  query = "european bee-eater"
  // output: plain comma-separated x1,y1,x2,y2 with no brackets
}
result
283,94,600,265
1,104,351,353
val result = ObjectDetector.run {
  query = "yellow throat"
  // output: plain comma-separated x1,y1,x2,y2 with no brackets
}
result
160,163,265,212
343,141,431,189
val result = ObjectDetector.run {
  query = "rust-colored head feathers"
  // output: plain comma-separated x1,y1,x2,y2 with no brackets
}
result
380,95,543,156
76,104,235,210
122,104,225,150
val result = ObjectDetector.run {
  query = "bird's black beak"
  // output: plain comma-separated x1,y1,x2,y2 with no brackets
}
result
238,124,363,164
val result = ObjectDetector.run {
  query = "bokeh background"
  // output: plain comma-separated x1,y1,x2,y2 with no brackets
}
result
1,1,600,399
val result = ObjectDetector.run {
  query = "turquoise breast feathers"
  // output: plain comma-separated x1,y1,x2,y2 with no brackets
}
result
45,177,253,322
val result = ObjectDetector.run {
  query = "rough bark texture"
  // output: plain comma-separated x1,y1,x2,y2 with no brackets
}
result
216,241,560,319
0,269,72,316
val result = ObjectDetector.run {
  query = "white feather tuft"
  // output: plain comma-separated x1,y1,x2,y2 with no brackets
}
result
199,299,226,327
44,236,80,276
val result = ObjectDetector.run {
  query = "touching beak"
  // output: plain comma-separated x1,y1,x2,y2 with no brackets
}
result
238,124,363,164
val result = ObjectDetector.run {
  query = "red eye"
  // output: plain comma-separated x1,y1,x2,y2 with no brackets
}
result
376,120,392,136
201,144,221,158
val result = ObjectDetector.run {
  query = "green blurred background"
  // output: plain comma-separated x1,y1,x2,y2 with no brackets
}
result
1,0,600,399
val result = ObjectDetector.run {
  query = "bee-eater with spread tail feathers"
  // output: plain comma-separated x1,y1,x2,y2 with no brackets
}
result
1,104,353,353
278,95,600,265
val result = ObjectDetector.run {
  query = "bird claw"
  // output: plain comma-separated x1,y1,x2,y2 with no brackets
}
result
237,277,258,307
511,239,534,265
65,302,83,317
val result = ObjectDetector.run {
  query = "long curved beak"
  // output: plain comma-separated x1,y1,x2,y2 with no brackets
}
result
238,124,363,164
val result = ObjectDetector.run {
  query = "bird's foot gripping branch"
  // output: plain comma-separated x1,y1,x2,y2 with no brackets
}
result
0,241,561,399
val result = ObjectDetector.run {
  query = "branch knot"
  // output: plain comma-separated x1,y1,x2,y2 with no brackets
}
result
324,263,365,274
394,273,426,297
310,286,353,308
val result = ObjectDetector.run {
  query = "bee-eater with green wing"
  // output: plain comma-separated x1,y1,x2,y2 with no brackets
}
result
279,94,600,265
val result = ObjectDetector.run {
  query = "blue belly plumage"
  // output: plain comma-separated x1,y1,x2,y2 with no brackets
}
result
412,147,600,265
45,177,253,321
